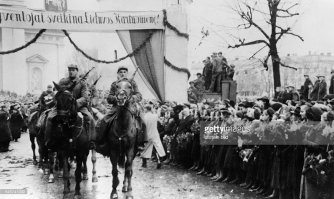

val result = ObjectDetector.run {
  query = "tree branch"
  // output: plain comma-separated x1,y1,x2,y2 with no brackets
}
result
249,45,267,59
228,39,269,48
276,27,304,42
235,2,270,40
273,57,298,70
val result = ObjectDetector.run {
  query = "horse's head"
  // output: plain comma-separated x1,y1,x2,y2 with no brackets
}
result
53,81,77,120
115,78,133,106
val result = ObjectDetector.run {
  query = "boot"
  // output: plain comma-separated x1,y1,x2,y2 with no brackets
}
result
265,190,277,199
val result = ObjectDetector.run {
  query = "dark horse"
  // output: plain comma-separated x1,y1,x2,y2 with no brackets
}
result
45,82,90,197
104,79,138,199
27,108,41,166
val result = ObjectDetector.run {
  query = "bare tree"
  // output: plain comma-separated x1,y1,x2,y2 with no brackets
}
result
228,0,303,96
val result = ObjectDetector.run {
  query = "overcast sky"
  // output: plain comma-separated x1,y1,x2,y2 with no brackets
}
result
188,0,334,62
52,0,334,64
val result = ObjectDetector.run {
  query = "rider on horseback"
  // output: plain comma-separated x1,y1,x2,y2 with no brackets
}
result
39,85,55,113
46,64,95,147
96,66,142,155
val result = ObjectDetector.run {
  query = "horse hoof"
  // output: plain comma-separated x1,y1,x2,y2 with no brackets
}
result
122,186,128,193
74,192,81,199
38,168,43,173
82,174,88,180
92,176,98,183
48,174,55,183
58,171,63,178
110,192,118,199
33,160,38,165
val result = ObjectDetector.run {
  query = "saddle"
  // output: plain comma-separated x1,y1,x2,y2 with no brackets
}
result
36,109,51,134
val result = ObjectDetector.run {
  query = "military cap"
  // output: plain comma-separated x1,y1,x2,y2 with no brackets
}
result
67,64,78,70
117,66,128,73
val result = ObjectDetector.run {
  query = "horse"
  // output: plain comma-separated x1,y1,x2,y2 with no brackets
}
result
101,78,139,199
45,82,90,197
27,108,40,166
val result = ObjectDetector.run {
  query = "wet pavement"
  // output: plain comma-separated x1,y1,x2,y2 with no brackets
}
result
0,133,262,199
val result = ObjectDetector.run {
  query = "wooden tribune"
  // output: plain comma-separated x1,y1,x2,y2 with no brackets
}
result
202,80,237,102
221,80,237,102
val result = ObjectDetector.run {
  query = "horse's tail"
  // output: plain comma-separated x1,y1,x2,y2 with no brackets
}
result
118,139,125,168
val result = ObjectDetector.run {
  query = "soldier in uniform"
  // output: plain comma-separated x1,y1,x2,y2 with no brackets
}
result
96,66,142,154
45,64,95,147
39,85,55,113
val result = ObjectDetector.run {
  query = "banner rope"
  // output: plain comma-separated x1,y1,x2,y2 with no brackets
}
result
63,29,154,64
0,29,46,55
163,9,189,40
164,57,190,79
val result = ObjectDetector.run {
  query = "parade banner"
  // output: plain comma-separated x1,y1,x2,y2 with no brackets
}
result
0,6,164,32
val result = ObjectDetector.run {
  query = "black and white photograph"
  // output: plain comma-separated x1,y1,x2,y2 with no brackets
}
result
45,0,67,12
0,0,334,199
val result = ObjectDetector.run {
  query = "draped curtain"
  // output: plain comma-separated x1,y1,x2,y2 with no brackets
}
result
117,30,165,101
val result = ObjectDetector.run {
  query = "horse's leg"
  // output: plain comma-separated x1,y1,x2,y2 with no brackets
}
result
110,150,119,199
123,148,134,192
74,153,83,197
91,149,98,182
58,152,64,178
82,152,88,181
48,150,55,183
29,134,37,165
63,151,70,194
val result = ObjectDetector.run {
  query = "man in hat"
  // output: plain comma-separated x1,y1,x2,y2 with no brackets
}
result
310,75,321,101
97,66,142,153
209,52,223,92
193,73,205,92
302,75,313,100
256,96,270,110
226,64,235,81
329,70,334,94
202,57,213,91
218,52,228,80
106,66,142,105
38,85,55,113
46,64,95,147
317,75,327,101
282,86,294,104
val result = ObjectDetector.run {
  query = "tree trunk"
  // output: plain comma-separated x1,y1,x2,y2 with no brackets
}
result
272,54,281,98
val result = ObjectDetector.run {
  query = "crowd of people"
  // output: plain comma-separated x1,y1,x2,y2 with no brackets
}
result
141,93,334,199
2,61,334,199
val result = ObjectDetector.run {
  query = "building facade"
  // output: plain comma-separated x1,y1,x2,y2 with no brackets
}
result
0,0,66,95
